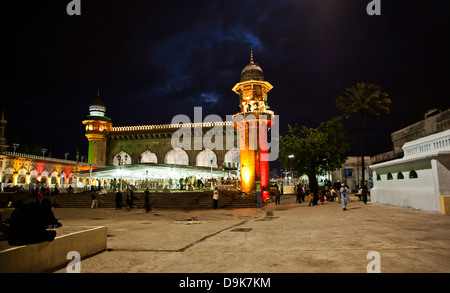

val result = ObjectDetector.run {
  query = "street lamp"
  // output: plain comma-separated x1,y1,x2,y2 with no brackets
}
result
42,148,47,157
210,159,213,176
65,153,69,160
120,154,128,191
12,143,19,153
287,154,294,186
89,164,92,190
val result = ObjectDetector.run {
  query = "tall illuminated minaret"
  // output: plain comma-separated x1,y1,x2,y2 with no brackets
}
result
0,109,8,152
82,89,112,165
232,52,274,199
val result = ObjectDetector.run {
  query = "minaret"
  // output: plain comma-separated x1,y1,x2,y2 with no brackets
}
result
232,52,274,200
82,88,112,165
0,109,8,152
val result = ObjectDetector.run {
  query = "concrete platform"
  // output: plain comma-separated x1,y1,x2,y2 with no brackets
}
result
0,226,107,273
43,194,450,273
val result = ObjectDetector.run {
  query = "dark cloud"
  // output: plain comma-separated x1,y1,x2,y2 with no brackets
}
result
1,0,449,160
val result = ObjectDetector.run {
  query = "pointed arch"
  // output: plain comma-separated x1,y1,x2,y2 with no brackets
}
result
164,148,189,166
196,149,218,168
224,147,240,165
140,150,158,163
113,151,132,166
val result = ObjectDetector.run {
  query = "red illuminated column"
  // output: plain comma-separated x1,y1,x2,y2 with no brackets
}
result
258,119,270,202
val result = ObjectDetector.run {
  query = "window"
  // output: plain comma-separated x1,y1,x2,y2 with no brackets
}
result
387,173,393,180
397,172,404,180
345,169,353,176
409,170,418,179
376,174,381,181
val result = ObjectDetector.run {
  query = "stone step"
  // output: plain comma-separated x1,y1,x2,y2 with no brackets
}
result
1,191,257,210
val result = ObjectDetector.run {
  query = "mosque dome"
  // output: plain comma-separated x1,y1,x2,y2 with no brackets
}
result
240,52,264,82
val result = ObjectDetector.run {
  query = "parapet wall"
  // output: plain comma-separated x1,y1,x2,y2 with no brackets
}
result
0,226,107,273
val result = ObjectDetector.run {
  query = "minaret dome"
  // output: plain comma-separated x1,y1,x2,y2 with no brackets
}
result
89,88,107,117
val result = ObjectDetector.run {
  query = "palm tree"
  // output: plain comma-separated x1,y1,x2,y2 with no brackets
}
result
336,82,391,188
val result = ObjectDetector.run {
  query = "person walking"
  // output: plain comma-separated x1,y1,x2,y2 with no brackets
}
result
98,186,107,207
274,187,281,205
340,184,349,210
126,188,133,211
144,188,151,213
319,189,325,205
362,185,368,204
330,187,337,202
115,190,123,210
90,190,98,209
212,187,219,209
357,186,363,201
296,183,301,203
308,191,314,207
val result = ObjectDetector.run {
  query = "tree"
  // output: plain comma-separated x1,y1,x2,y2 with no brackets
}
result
279,117,350,204
336,82,391,188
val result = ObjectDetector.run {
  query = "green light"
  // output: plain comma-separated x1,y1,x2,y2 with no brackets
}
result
86,115,111,121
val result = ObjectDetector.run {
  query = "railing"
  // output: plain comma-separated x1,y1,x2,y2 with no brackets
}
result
1,151,89,164
232,110,275,119
111,121,234,132
403,130,450,157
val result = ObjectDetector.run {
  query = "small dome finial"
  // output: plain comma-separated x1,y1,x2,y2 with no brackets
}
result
250,50,254,63
97,87,100,97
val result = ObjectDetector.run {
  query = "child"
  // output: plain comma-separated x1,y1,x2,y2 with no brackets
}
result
308,191,314,207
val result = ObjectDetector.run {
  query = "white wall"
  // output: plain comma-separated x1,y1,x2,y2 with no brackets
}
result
370,129,450,213
371,167,439,212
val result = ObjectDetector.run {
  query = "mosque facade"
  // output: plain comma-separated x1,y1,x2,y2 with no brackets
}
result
82,53,275,194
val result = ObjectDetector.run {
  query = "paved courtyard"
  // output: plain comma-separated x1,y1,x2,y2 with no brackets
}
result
50,195,450,274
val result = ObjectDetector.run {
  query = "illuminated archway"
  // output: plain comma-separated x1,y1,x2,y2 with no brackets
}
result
30,170,38,184
51,171,59,186
41,170,49,185
196,149,218,168
2,168,14,183
224,147,240,167
113,151,132,166
140,150,158,164
164,148,189,165
18,169,27,184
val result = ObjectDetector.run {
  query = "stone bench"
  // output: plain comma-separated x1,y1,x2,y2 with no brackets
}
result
0,226,107,273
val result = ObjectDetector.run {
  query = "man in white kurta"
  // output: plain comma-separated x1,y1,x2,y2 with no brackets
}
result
340,184,349,210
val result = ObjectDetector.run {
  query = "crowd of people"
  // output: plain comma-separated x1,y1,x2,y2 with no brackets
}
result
286,181,370,211
104,176,240,193
110,186,140,212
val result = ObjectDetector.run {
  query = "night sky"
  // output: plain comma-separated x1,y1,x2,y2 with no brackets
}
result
2,0,449,164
